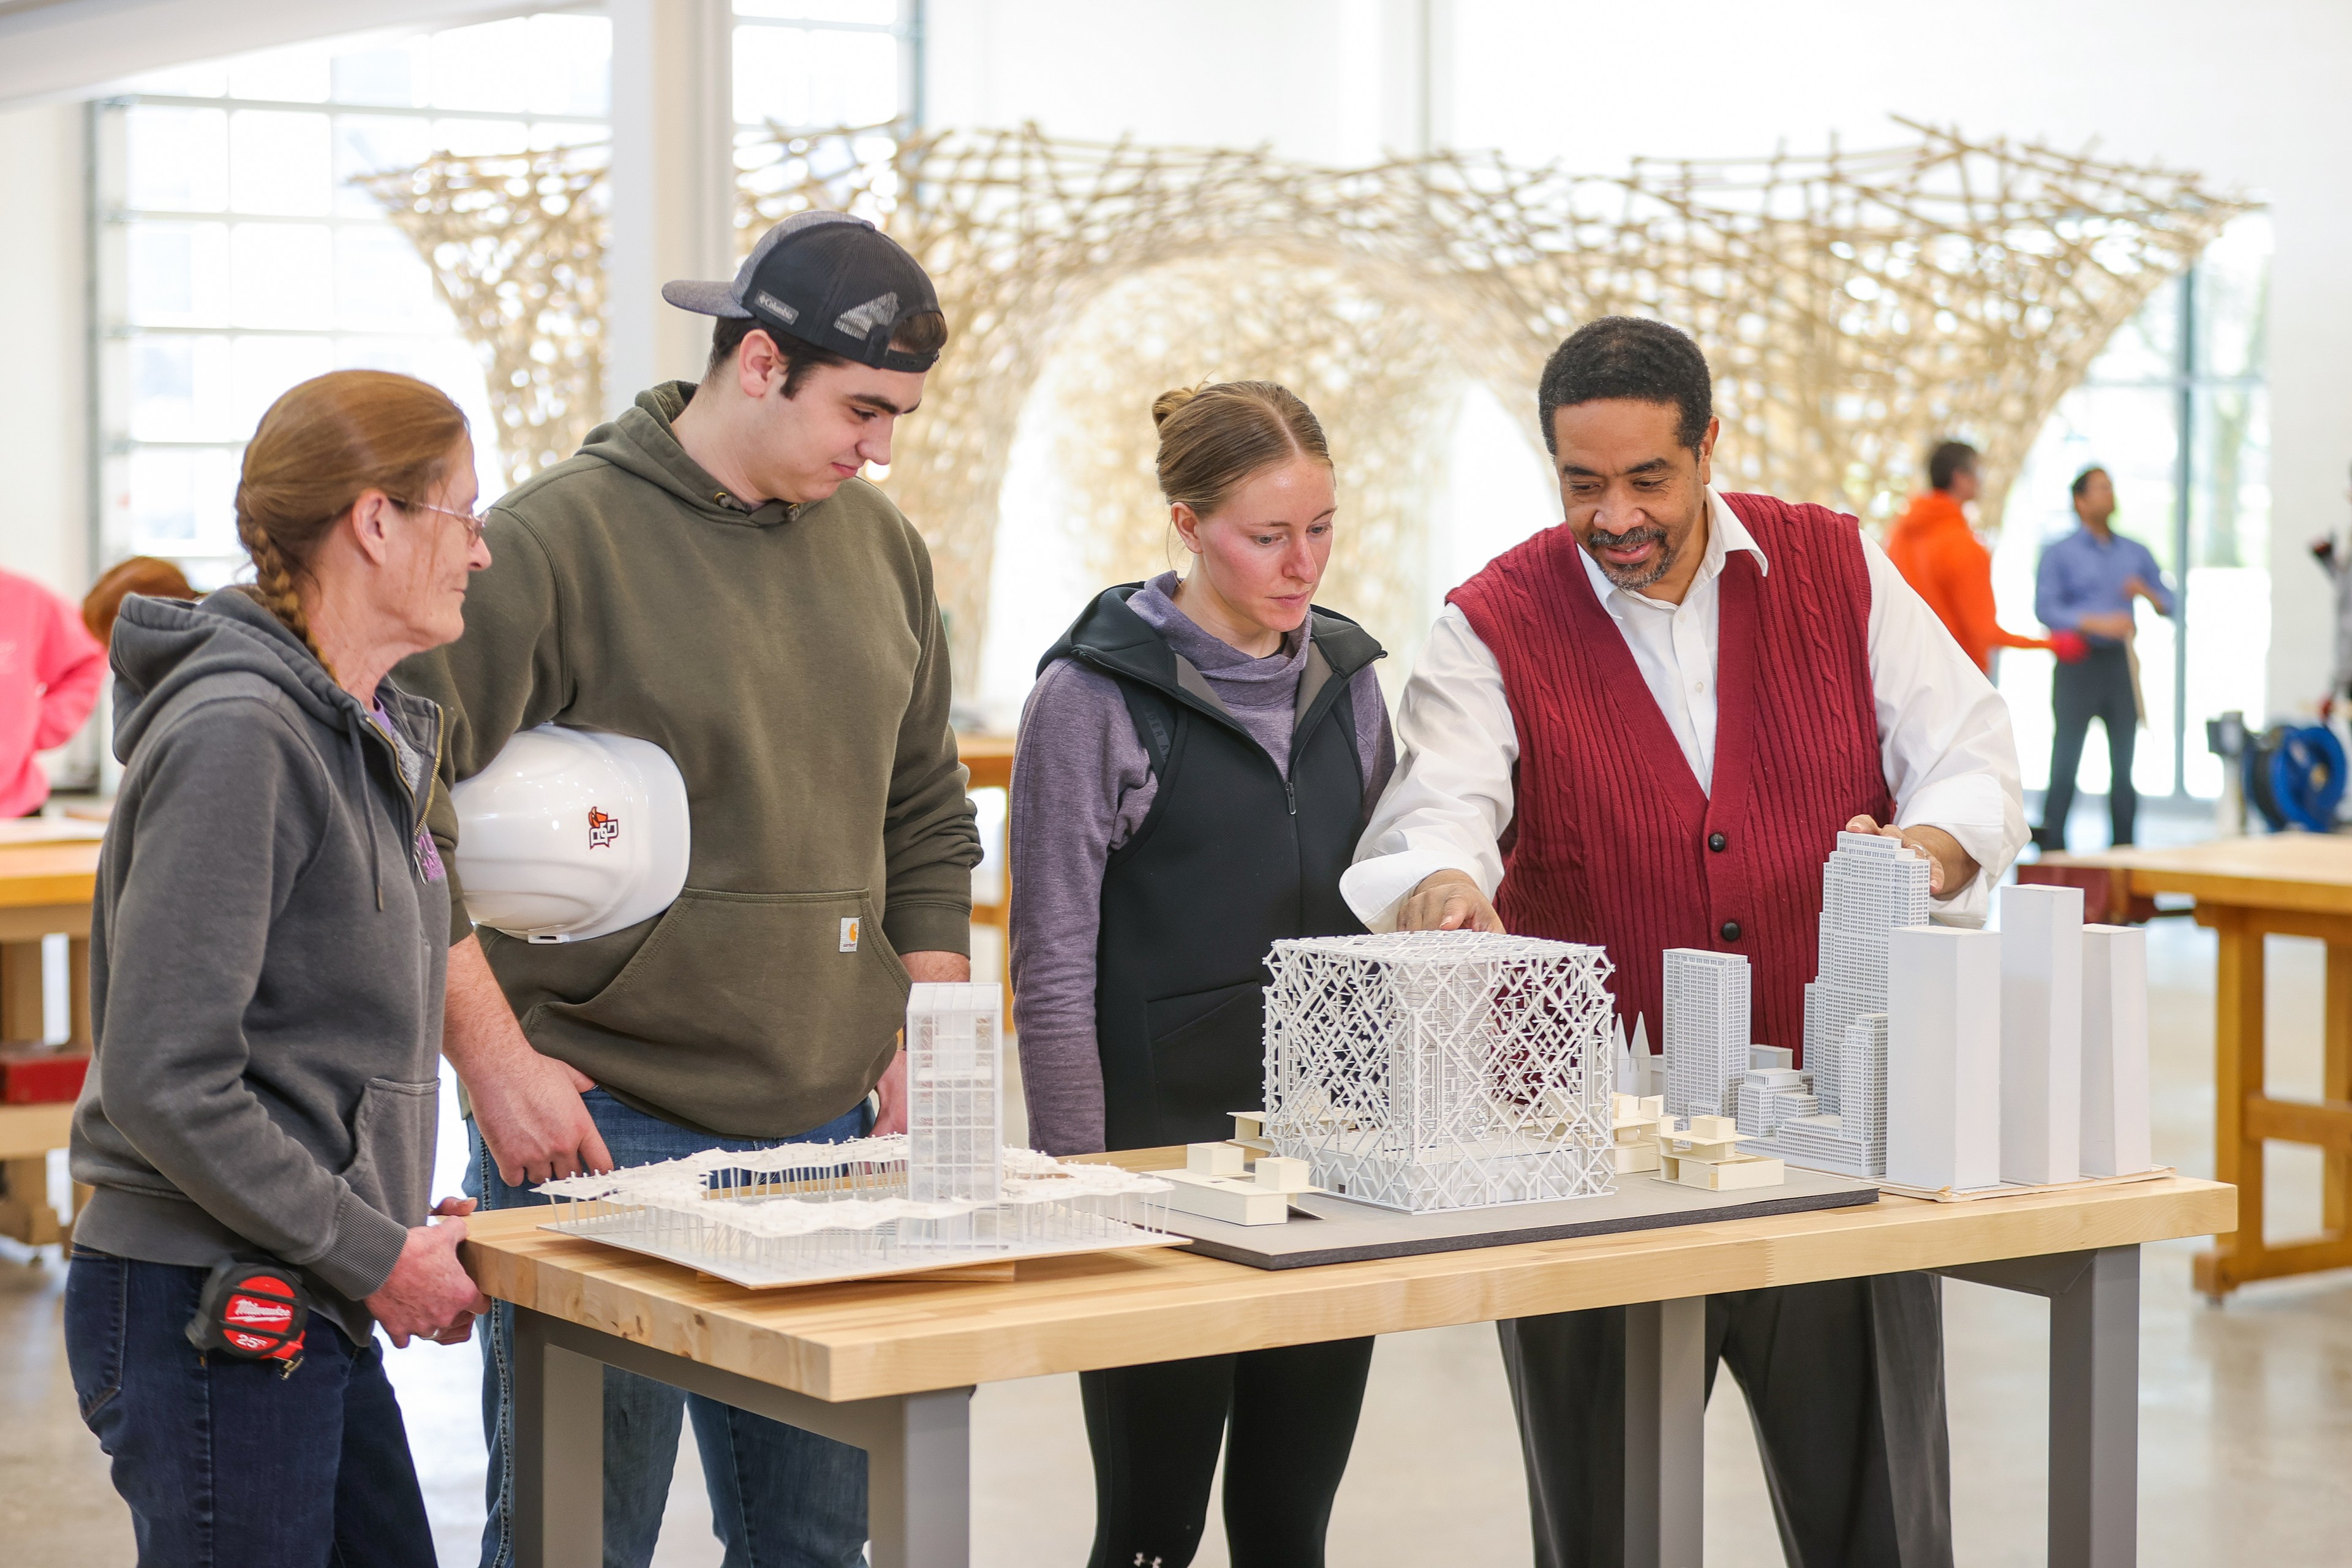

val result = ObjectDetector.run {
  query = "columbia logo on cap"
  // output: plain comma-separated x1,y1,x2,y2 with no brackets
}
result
751,289,800,325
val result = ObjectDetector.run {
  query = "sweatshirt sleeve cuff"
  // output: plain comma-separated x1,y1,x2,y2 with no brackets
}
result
307,1194,410,1302
884,899,971,958
442,849,475,946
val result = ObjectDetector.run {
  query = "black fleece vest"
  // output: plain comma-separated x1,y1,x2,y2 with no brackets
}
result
1039,586,1382,1150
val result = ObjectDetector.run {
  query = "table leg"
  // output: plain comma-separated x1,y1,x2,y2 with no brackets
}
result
512,1307,974,1567
1939,1247,2140,1568
2195,910,2264,1299
0,938,42,1040
1623,1295,1705,1568
511,1309,606,1568
2326,943,2352,1239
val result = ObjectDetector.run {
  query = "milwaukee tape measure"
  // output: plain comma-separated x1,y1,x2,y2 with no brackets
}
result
185,1257,309,1366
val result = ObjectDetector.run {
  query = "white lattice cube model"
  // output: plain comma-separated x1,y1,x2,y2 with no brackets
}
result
1262,931,1616,1212
907,983,1003,1204
1664,949,1751,1121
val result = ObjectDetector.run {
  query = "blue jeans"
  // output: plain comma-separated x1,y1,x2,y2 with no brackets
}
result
62,1247,435,1567
468,1088,872,1568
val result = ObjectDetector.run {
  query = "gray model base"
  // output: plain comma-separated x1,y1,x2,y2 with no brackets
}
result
1162,1166,1879,1269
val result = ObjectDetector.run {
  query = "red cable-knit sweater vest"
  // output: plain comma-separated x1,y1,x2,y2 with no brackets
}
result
1447,492,1891,1058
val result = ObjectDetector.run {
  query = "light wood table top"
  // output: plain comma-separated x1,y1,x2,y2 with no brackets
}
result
2045,834,2352,914
461,1174,2232,1404
0,840,103,911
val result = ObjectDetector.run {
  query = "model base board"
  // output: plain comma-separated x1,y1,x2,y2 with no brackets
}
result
1160,1163,1876,1270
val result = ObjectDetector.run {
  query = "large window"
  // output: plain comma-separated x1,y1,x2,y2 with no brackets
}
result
1990,213,2272,802
92,3,921,589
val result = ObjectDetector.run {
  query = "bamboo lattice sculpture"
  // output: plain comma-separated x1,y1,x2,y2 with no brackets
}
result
364,122,2249,687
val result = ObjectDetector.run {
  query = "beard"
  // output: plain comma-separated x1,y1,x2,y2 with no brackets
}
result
1583,523,1677,590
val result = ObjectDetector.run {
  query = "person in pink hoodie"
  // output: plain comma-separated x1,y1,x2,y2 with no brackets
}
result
0,567,107,816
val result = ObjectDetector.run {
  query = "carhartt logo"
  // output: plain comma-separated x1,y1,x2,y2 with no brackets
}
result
840,917,861,952
587,807,619,849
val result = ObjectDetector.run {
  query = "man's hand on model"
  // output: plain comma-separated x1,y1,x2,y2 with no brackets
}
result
1395,869,1506,933
366,1197,492,1349
873,949,973,1136
442,933,612,1186
1843,816,1979,898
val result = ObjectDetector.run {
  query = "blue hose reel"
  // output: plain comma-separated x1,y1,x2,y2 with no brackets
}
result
2244,723,2347,832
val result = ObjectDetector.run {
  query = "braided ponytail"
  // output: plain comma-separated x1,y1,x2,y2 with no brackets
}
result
233,369,470,671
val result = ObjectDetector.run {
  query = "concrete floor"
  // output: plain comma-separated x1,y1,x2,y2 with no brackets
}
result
8,831,2352,1562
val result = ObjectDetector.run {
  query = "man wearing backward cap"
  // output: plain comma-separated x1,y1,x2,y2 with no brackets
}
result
400,211,980,1568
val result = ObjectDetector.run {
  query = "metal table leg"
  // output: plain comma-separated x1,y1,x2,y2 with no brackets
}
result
1623,1295,1706,1568
509,1307,974,1568
1939,1245,2140,1568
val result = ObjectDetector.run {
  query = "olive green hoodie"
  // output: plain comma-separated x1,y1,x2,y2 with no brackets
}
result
399,382,978,1139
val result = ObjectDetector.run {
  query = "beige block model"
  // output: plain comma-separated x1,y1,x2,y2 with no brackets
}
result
1186,1142,1247,1177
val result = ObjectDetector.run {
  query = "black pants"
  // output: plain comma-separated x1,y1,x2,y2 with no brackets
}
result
1497,1276,1953,1568
2041,644,2139,848
1080,1336,1375,1568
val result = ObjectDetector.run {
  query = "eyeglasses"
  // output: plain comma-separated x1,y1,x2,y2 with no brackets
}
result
392,497,490,546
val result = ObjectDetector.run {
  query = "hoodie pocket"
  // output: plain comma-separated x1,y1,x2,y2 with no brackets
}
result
342,1076,439,1230
543,888,911,1102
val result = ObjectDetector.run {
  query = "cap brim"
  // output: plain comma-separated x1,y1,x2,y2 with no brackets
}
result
661,279,752,318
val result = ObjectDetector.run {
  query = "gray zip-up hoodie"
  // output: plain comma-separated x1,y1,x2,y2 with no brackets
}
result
70,589,451,1341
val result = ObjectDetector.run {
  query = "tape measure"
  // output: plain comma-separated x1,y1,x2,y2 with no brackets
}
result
184,1257,309,1369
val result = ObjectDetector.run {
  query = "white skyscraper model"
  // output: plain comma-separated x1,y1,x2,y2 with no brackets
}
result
2000,883,2084,1185
907,982,1005,1205
1741,831,1929,1177
1885,925,2003,1191
2079,924,2153,1177
1664,949,1751,1121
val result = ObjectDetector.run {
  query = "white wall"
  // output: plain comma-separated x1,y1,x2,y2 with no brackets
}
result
926,0,2352,717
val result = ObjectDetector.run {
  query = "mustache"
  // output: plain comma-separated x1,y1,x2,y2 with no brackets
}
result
1586,523,1668,552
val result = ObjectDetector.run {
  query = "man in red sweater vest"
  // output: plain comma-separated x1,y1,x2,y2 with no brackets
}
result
1344,319,2026,1568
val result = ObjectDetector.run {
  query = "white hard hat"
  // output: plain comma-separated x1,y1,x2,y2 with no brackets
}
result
451,726,691,943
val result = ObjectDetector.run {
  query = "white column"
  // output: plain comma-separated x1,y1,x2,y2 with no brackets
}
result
606,0,738,416
2079,924,2152,1177
1887,925,2002,1192
2000,883,2084,1185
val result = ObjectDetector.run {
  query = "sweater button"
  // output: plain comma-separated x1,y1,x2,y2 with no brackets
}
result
1708,831,1727,852
1720,920,1742,942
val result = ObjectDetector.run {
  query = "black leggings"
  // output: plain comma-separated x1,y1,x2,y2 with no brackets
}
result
1080,1336,1376,1568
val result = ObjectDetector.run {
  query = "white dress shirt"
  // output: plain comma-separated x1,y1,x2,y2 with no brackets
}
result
1343,488,2027,930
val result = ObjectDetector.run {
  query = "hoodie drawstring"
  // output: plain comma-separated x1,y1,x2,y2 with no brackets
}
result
344,716,383,911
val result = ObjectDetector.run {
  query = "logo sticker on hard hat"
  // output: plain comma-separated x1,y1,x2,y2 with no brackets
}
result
587,807,619,849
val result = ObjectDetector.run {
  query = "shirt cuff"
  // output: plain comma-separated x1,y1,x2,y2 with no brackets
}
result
1341,848,1488,933
1897,776,2011,929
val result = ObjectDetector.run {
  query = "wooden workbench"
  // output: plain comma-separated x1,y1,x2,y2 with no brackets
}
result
0,833,100,1246
464,1170,2231,1568
2045,835,2352,1298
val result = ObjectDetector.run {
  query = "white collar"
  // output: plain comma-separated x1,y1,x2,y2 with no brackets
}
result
1574,485,1771,608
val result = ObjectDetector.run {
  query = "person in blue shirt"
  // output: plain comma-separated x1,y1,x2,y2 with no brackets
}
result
2032,465,2176,848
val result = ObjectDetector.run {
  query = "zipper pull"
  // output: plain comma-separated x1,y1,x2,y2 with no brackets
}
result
1285,778,1297,816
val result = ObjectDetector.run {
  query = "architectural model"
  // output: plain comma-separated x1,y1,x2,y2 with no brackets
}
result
1887,926,2003,1191
1159,1142,1314,1226
1261,931,1618,1213
2079,925,2153,1177
533,984,1178,1286
1653,1115,1785,1192
1610,1095,1667,1174
1664,949,1751,1121
2001,883,2085,1185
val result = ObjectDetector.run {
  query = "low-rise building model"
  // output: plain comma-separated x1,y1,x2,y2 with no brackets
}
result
1262,930,1618,1212
533,984,1177,1286
1653,1114,1786,1191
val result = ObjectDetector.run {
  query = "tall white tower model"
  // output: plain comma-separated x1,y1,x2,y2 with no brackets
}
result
2079,923,2153,1177
1804,832,1932,1117
1999,883,2084,1185
1664,948,1751,1120
906,982,1006,1205
1885,925,2003,1191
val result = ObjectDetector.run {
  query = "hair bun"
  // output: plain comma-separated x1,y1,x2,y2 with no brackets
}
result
1150,385,1203,429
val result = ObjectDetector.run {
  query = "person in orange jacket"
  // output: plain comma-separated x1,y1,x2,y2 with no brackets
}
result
1887,441,2086,674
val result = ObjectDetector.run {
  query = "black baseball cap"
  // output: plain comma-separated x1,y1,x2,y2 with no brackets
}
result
661,211,943,373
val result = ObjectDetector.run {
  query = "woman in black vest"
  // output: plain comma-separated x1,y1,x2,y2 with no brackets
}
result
1009,381,1393,1568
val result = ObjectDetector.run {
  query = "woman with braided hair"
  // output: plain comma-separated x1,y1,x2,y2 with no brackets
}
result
66,369,493,1563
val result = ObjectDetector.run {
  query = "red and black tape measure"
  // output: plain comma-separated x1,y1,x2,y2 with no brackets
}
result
185,1257,309,1365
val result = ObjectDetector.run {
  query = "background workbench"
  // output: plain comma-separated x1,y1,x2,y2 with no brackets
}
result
462,1167,2231,1568
2045,835,2352,1298
0,833,100,1246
